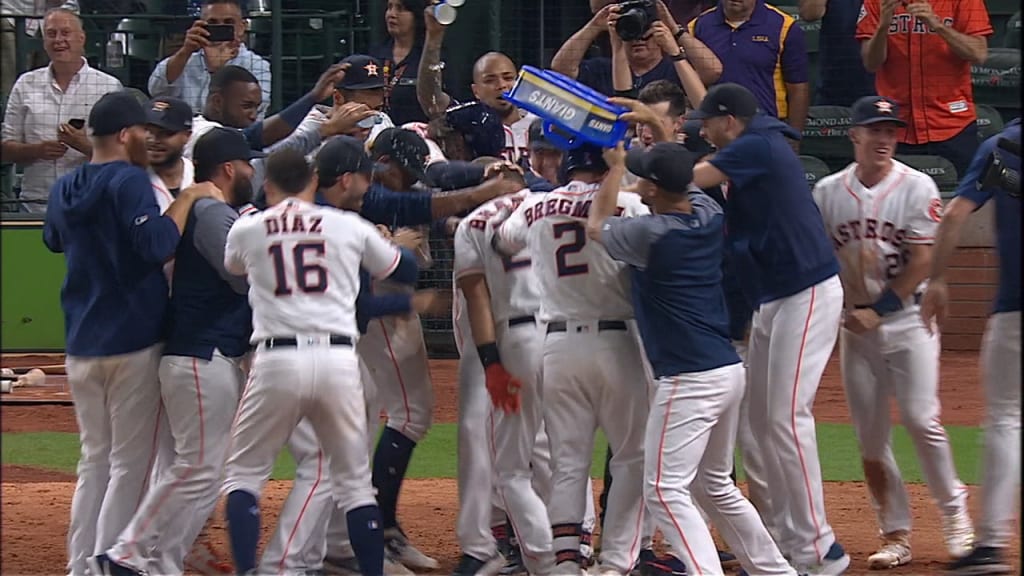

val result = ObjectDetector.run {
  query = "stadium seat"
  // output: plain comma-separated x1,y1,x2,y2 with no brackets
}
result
799,155,832,188
1005,11,1021,48
975,104,1006,141
971,48,1021,122
896,154,960,199
116,18,162,62
801,105,854,170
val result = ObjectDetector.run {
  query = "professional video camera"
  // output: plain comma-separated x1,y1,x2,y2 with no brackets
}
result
980,136,1021,198
615,0,658,41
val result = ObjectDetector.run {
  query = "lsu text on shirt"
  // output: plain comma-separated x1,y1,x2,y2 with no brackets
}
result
224,197,402,341
855,0,992,145
495,180,650,323
812,160,942,307
453,190,538,323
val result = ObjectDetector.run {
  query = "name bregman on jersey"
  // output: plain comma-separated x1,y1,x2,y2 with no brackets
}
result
830,217,907,250
523,198,625,226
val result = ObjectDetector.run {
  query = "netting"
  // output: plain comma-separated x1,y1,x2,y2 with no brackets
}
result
1,0,1020,357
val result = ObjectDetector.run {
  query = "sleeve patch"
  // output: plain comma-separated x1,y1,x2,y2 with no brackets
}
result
134,214,150,226
928,198,944,222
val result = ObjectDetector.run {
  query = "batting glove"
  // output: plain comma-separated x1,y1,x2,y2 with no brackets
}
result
478,343,521,413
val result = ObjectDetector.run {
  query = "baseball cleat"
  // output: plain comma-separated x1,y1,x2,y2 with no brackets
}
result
717,549,738,569
87,554,147,576
941,510,976,559
184,540,234,575
452,553,507,576
793,542,850,576
323,553,414,576
383,527,441,571
867,541,912,570
637,549,686,576
945,546,1013,575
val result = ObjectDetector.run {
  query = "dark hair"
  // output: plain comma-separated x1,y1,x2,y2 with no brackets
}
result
265,149,313,196
391,0,427,45
638,81,688,118
210,65,259,95
201,0,246,14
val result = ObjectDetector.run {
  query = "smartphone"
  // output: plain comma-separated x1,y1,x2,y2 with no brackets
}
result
68,118,85,130
206,24,235,43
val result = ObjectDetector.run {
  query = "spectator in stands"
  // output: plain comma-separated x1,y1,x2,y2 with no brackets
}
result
690,0,810,144
0,7,121,213
798,0,875,107
663,0,717,29
857,0,992,177
551,0,721,96
149,0,271,119
369,0,432,126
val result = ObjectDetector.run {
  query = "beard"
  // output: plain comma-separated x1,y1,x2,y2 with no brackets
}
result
149,148,183,171
230,175,254,207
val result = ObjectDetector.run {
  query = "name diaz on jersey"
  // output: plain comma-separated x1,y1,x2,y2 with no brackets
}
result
264,212,324,236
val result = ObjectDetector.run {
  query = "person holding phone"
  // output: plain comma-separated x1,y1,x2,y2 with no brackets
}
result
148,0,272,119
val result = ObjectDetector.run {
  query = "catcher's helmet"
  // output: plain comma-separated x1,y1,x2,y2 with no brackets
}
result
562,142,608,180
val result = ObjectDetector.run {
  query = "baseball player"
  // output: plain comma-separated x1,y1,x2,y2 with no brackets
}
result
146,97,197,210
96,127,263,576
690,83,848,574
924,118,1020,576
812,96,975,569
589,141,796,576
42,91,221,576
493,144,650,574
219,135,420,576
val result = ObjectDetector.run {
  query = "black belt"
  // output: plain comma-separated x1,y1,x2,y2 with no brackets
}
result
855,292,922,310
508,315,535,328
546,320,628,334
262,335,353,349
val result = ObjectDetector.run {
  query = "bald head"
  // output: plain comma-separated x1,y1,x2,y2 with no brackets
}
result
472,52,516,83
471,51,518,116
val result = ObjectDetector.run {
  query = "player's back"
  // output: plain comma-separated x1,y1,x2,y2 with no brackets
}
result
454,190,538,322
229,198,383,340
520,181,648,323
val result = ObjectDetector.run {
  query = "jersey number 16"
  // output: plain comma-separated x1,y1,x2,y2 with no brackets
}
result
269,241,328,295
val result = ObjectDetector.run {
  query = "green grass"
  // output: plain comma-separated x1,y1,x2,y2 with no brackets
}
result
1,423,985,484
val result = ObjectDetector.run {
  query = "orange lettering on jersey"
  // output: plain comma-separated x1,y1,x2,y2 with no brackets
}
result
469,219,487,230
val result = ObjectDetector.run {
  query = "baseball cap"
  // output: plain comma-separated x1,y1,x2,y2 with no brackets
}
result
446,101,506,159
145,97,194,133
88,91,148,136
528,118,560,152
192,127,266,173
563,143,608,176
850,95,907,127
316,136,375,187
336,55,386,90
625,142,696,194
681,118,714,158
370,127,434,186
686,83,759,120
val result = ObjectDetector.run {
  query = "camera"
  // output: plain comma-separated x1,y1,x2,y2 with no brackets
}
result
615,0,657,42
979,137,1021,198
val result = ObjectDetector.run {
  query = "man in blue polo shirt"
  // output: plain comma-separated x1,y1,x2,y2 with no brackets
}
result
586,141,796,576
690,82,848,575
689,0,810,138
922,118,1020,576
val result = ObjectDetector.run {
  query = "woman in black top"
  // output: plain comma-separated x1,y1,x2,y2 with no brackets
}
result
369,0,431,126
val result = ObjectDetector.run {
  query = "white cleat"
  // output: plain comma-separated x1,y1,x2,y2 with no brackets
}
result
941,510,975,559
383,527,440,571
868,541,912,570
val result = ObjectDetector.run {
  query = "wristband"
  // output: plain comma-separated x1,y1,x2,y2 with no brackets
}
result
477,342,501,368
670,51,687,62
870,288,904,317
674,26,687,40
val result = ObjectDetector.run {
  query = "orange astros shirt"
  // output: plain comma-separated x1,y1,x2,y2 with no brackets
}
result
856,0,992,144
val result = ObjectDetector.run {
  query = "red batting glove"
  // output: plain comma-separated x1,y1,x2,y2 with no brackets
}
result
484,363,522,414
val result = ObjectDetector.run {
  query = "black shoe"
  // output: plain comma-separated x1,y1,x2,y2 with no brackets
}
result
718,549,739,569
87,554,147,576
452,553,505,576
638,548,687,576
947,546,1013,575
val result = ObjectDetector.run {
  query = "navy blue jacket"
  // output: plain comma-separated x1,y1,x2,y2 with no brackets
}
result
43,161,180,356
163,199,252,359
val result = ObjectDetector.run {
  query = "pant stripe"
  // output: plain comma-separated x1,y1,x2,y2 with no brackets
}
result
653,377,703,575
278,448,323,573
790,286,824,560
378,319,412,436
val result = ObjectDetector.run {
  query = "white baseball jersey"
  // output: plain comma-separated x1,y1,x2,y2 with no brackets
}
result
149,159,195,213
453,190,538,323
812,160,943,306
495,181,649,323
400,121,448,165
502,111,535,164
224,197,402,340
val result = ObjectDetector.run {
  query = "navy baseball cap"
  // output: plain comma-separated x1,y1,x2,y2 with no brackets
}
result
146,96,193,133
528,118,560,152
193,127,265,173
687,83,759,120
371,127,434,186
336,55,386,90
851,96,907,127
626,142,696,194
446,101,506,159
316,136,374,187
89,91,147,136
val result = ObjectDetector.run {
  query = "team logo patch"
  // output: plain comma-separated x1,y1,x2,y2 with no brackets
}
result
364,62,380,76
875,100,894,114
134,214,149,226
928,198,944,222
151,101,169,111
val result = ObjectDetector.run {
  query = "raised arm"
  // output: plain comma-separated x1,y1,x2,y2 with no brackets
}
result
550,5,615,79
248,63,347,148
417,7,453,120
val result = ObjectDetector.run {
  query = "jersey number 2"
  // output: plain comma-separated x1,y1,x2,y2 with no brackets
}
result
553,222,588,277
269,242,328,295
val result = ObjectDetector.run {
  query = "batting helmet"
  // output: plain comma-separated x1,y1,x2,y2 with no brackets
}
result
562,143,608,180
445,101,506,159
